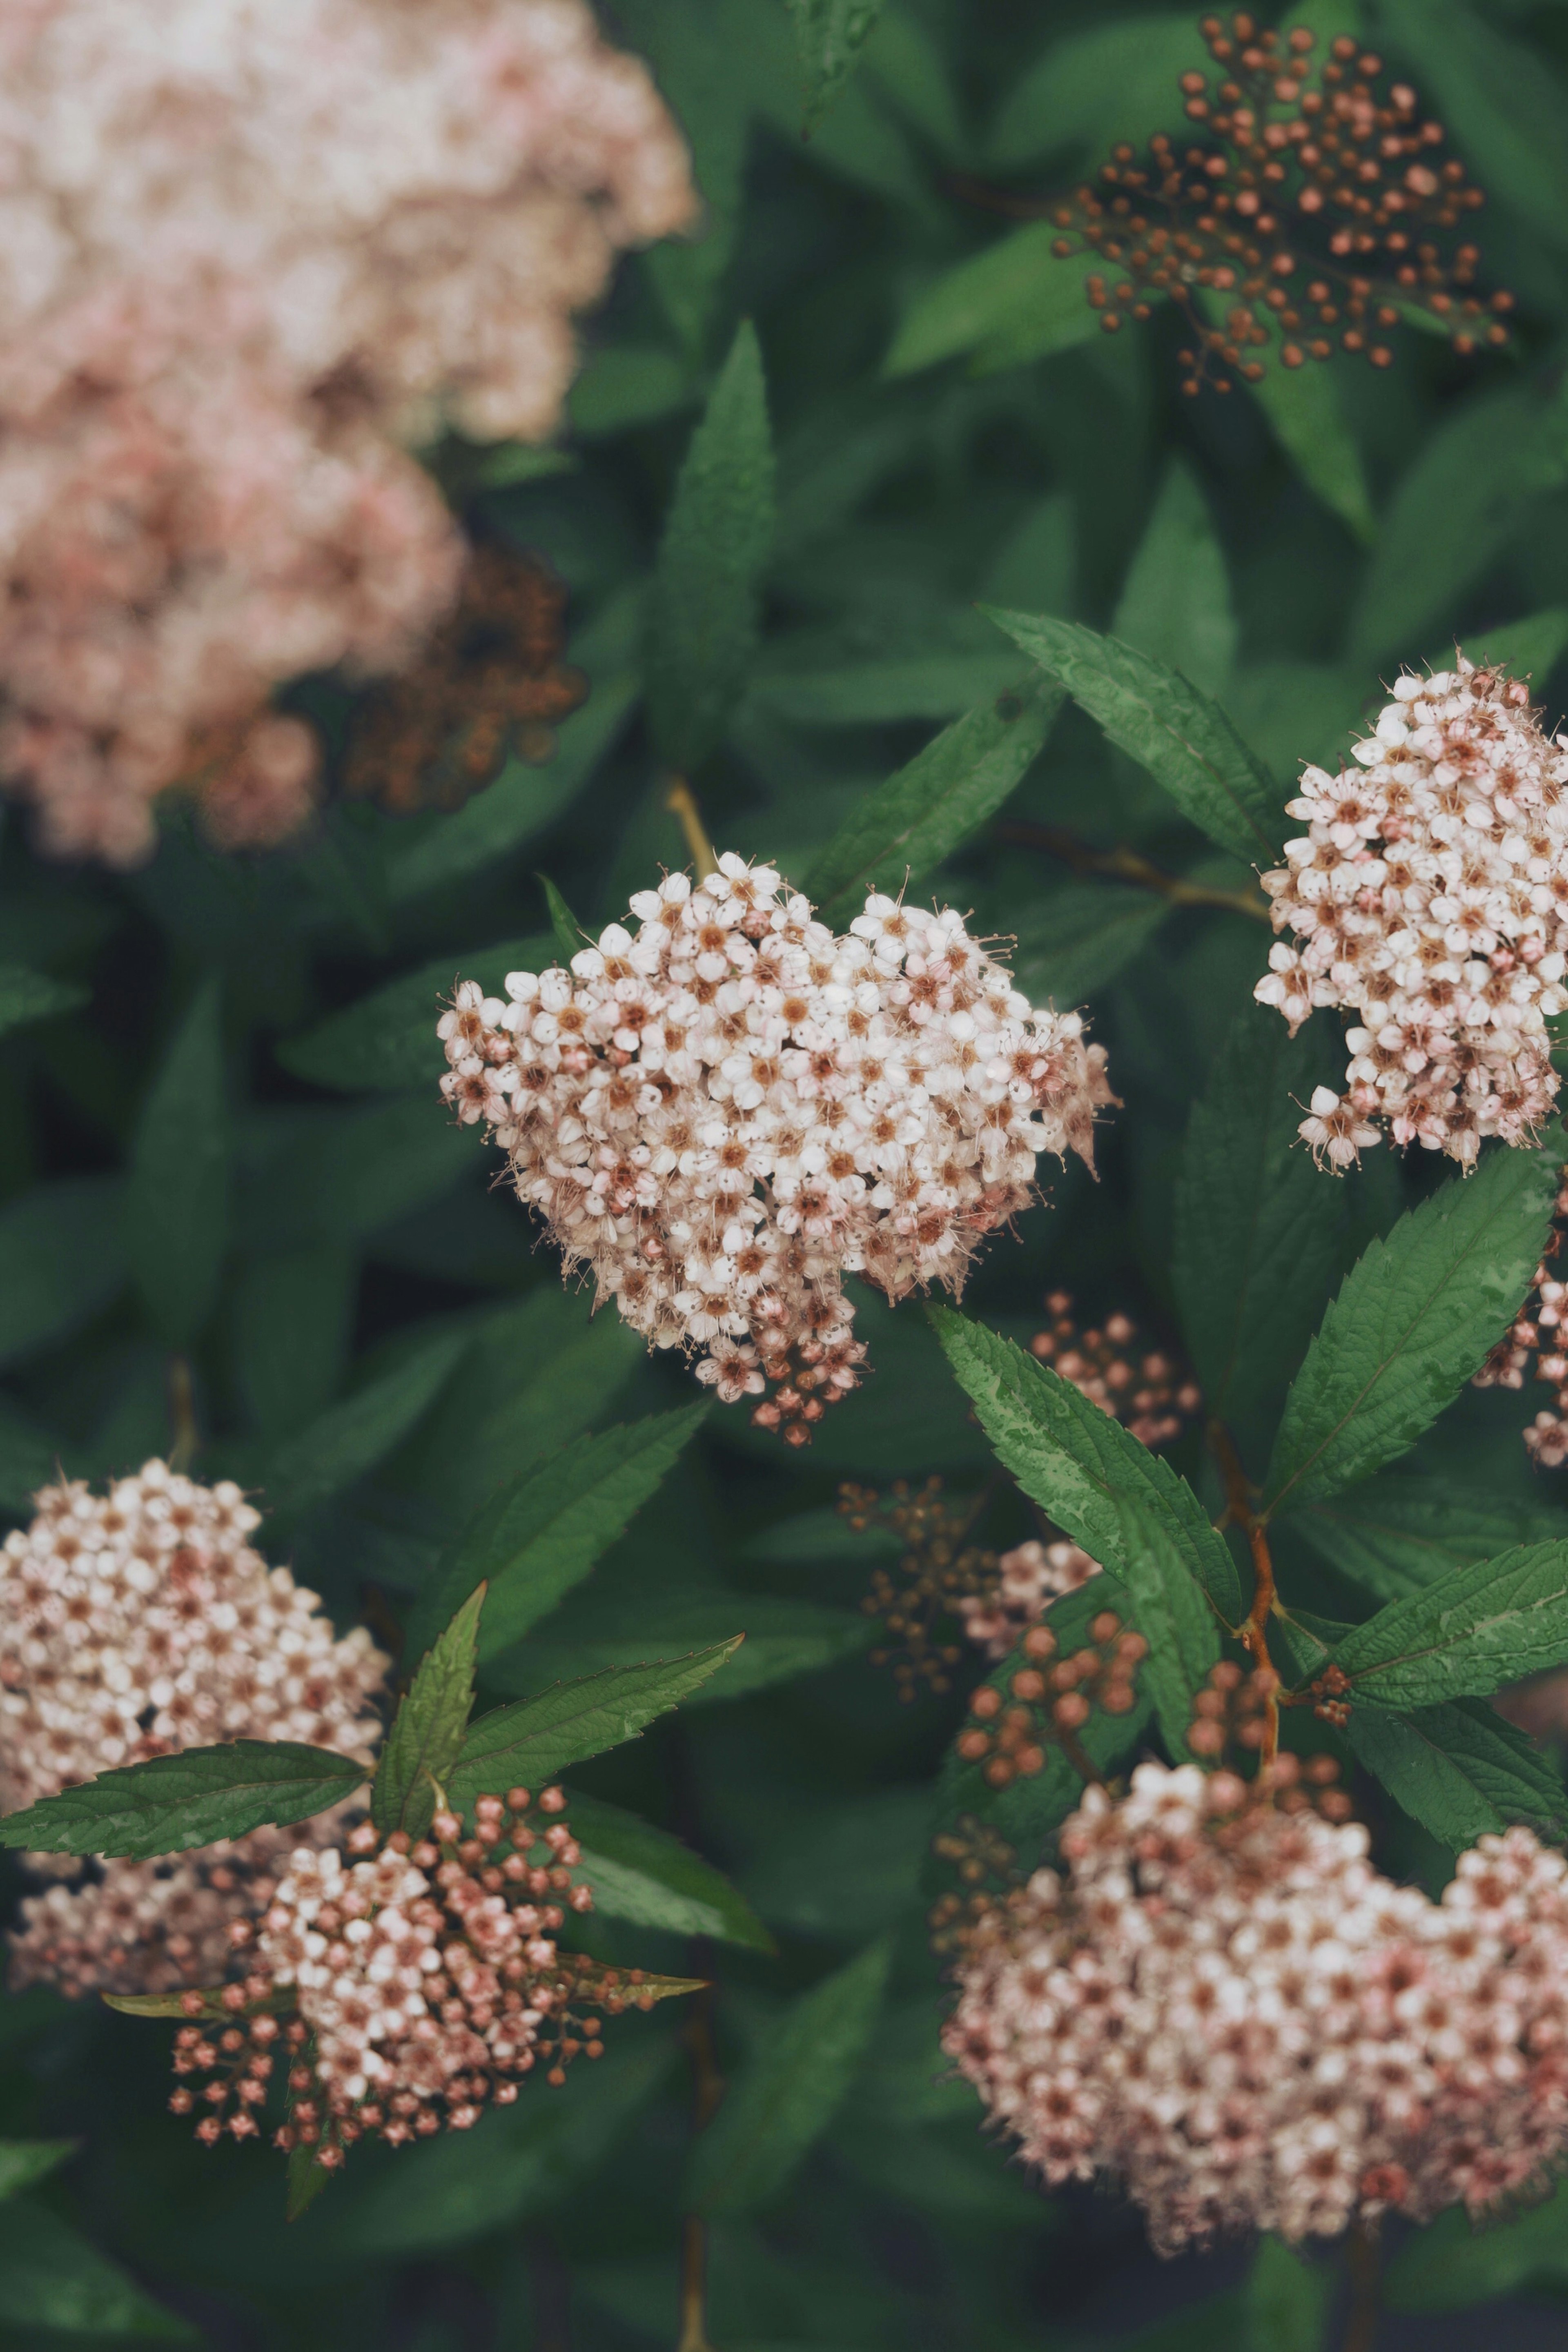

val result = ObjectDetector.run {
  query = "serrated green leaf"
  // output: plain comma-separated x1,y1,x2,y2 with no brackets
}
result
404,1403,710,1664
1327,1541,1568,1708
1345,1696,1565,1851
537,873,583,964
1264,1137,1563,1515
883,227,1103,379
1112,460,1236,698
372,1584,486,1839
802,679,1060,927
648,321,775,772
929,1308,1228,1750
0,2138,74,2200
263,1327,470,1517
786,0,886,130
1292,1471,1568,1604
565,1792,773,1950
689,1939,890,2213
126,976,229,1347
987,608,1283,865
277,935,552,1095
0,1175,126,1370
448,1644,742,1809
0,1740,365,1861
0,963,88,1037
1173,1000,1349,1439
0,2199,196,2339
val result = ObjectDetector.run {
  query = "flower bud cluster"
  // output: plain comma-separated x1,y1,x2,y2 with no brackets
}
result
0,1462,389,1996
954,1610,1149,1788
1256,660,1568,1167
441,856,1114,1442
946,1764,1568,2253
1029,1292,1202,1448
954,1539,1102,1662
1474,1171,1568,1466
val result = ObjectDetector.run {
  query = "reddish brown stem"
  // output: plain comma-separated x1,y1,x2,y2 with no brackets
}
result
1208,1421,1281,1772
995,822,1271,924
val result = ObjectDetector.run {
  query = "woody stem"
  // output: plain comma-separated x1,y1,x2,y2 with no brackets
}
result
667,779,719,882
1209,1421,1281,1771
168,1356,198,1473
995,821,1272,924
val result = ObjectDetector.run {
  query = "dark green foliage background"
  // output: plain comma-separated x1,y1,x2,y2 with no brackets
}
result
6,0,1568,2344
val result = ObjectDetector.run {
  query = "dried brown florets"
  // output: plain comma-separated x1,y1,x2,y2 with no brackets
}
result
343,546,587,815
1045,15,1508,391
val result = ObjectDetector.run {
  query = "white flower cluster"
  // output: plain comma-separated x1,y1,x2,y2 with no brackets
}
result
1256,660,1568,1167
956,1538,1101,1661
0,1461,389,1996
946,1763,1568,2253
0,0,695,861
440,855,1115,1440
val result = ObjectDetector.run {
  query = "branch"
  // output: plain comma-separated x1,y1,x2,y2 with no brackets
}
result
996,821,1272,924
667,780,719,882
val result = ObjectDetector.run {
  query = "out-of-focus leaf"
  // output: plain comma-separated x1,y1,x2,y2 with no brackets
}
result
648,321,775,772
372,1584,486,1838
742,1788,927,1941
1381,0,1568,252
263,1327,470,1516
566,1792,773,1950
749,651,1021,726
0,1175,125,1370
786,0,886,130
989,608,1283,864
277,934,551,1095
1442,608,1568,686
1346,1697,1565,1850
484,1585,868,1705
568,345,695,438
538,873,584,964
0,1393,63,1514
930,1309,1229,1747
0,963,88,1037
1293,1472,1568,1604
1327,1541,1568,1707
231,1243,358,1443
688,1940,891,2213
1244,2234,1331,2352
449,1644,743,1808
987,14,1211,168
286,2139,336,2223
0,1740,364,1861
0,2199,196,2338
1385,2177,1568,2310
126,977,229,1347
1112,461,1236,698
240,1095,485,1251
404,1403,710,1663
1005,881,1165,1009
802,679,1060,926
1265,1135,1563,1514
0,2138,74,2200
883,227,1103,378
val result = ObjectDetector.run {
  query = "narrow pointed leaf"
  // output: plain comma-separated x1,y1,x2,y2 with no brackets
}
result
537,874,582,964
0,2200,197,2340
929,1307,1227,1750
287,2140,336,2223
0,1740,365,1860
448,1643,743,1809
1327,1541,1568,1708
371,1583,486,1839
263,1327,470,1517
0,2139,74,2201
786,0,886,129
127,976,229,1346
1265,1136,1563,1515
0,965,88,1038
565,1791,773,1951
802,678,1062,928
986,607,1283,864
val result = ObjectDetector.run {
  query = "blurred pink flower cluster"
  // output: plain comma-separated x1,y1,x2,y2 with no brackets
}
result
0,0,695,862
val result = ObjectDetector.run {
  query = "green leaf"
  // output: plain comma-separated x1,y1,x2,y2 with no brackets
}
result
448,1644,743,1809
883,227,1103,379
1434,607,1568,690
1385,2177,1568,2312
0,2138,74,2200
0,2199,196,2339
786,0,886,130
1292,1471,1568,1604
568,344,695,438
1172,1000,1349,1435
232,1244,357,1443
537,873,583,965
1327,1540,1568,1708
987,14,1212,169
1381,0,1568,254
286,2138,336,2223
1005,881,1165,1007
648,321,775,772
277,934,552,1095
371,1584,486,1839
929,1307,1227,1749
1264,1136,1563,1515
0,963,88,1038
0,1175,126,1371
986,608,1283,865
801,679,1061,927
0,1392,65,1513
1345,1696,1565,1851
404,1404,710,1665
1111,461,1236,699
0,1740,365,1861
263,1327,470,1517
744,1786,928,1943
126,976,229,1347
1244,2235,1330,2352
240,1094,483,1251
688,1939,891,2213
483,1584,868,1706
1244,354,1374,545
565,1792,773,1950
749,650,1022,726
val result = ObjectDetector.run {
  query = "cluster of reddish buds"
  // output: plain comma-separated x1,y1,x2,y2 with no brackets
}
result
1029,1293,1201,1447
954,1609,1149,1789
847,1478,996,1699
1474,1172,1568,1466
1187,1661,1355,1814
1045,13,1508,391
747,1316,870,1448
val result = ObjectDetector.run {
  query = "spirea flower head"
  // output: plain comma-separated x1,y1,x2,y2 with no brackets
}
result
440,855,1116,1442
0,0,696,860
0,1460,390,1996
1256,659,1568,1167
945,1762,1568,2254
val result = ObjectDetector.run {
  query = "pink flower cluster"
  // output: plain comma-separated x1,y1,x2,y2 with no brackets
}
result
1255,660,1568,1167
946,1762,1568,2252
956,1539,1102,1661
0,1461,389,1996
0,0,695,862
440,855,1115,1439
